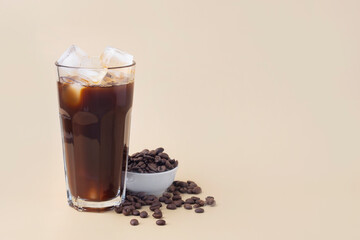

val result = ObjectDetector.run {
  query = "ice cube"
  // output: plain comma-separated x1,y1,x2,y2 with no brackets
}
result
57,45,107,84
57,45,87,67
78,57,107,84
100,46,133,68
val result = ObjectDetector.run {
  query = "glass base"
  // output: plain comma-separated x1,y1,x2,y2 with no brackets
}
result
67,191,124,213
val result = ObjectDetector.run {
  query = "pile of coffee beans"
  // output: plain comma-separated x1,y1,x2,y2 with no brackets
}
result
128,148,178,173
114,180,216,226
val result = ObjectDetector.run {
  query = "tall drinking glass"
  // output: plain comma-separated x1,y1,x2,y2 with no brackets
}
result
55,62,135,212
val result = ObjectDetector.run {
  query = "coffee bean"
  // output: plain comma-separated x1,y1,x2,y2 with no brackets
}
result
192,187,202,194
174,200,183,207
128,148,178,173
184,204,192,210
159,152,169,159
179,187,187,193
122,208,132,216
156,220,166,226
166,203,177,210
164,198,173,204
191,196,200,201
155,147,164,154
135,202,142,209
163,192,172,198
193,204,200,208
114,205,123,213
187,189,193,194
172,195,182,201
152,211,163,219
173,191,181,196
150,206,160,211
130,219,139,226
197,200,205,206
185,198,195,204
159,196,167,202
167,185,176,192
195,208,204,213
206,198,216,206
132,210,140,216
139,211,148,218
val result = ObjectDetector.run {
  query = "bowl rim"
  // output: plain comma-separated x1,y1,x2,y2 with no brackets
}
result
126,166,178,176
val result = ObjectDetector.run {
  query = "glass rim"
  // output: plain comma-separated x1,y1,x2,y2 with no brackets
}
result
55,60,136,70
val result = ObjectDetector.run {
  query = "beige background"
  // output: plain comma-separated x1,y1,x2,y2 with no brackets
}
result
0,0,359,239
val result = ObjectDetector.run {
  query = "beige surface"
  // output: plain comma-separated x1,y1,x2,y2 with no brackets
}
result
0,0,360,239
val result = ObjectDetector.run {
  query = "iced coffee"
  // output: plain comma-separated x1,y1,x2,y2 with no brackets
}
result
56,46,135,212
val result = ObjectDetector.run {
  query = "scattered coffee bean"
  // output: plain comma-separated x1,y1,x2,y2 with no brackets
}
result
195,208,204,213
114,205,123,214
132,210,140,216
130,219,139,226
166,203,177,210
184,204,192,210
163,192,172,198
192,187,202,194
172,195,182,201
197,200,205,206
152,211,163,219
128,148,178,173
156,219,166,226
139,211,148,218
205,196,216,206
122,208,132,216
114,178,216,227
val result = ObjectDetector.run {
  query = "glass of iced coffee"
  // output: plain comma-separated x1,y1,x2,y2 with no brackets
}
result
55,46,135,212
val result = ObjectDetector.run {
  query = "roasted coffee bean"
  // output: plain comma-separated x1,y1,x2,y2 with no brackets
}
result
179,187,187,193
114,205,123,214
206,198,216,206
132,210,140,216
156,220,166,226
150,206,160,211
155,147,164,154
174,200,183,207
193,204,200,208
191,196,200,201
195,208,204,213
130,219,139,226
187,189,193,194
166,203,177,210
159,152,169,159
135,202,142,209
185,198,195,204
159,196,167,202
122,208,132,216
167,185,176,192
173,191,181,196
163,192,172,198
152,211,163,219
151,201,162,207
164,198,173,204
192,187,202,194
128,148,178,173
184,204,192,210
139,211,148,218
172,195,182,201
123,201,133,206
197,200,205,206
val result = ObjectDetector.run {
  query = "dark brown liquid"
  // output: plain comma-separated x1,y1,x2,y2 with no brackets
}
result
58,81,134,202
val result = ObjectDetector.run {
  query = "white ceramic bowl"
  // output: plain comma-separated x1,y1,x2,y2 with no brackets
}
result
125,167,178,196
